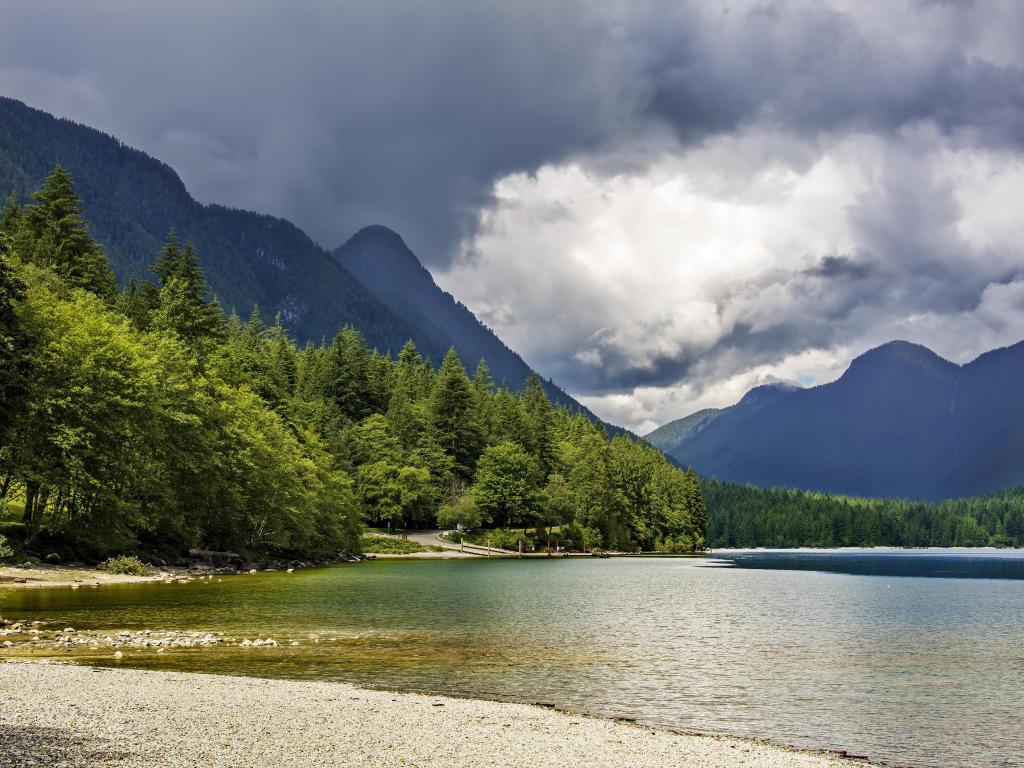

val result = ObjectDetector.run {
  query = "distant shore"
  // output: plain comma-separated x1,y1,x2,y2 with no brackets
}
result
0,662,879,768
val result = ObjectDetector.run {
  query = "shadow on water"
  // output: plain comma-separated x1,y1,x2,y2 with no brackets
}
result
708,548,1024,580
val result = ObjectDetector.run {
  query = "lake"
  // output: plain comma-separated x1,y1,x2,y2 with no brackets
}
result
3,549,1024,768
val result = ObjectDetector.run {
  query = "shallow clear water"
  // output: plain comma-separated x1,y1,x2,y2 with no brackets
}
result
3,550,1024,768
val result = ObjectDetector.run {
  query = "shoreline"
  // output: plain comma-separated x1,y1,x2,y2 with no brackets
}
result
0,551,708,589
0,563,184,590
0,661,883,768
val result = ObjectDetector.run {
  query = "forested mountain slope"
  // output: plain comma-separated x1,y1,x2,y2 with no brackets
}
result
0,96,610,426
0,97,437,356
661,341,1024,501
0,168,704,560
334,225,608,421
644,408,723,454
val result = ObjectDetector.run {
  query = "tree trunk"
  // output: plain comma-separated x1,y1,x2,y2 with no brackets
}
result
22,481,39,543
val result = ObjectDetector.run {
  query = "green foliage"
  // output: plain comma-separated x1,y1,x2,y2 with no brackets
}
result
0,250,30,443
437,492,482,531
539,473,574,532
15,166,116,300
358,535,429,554
0,167,707,559
473,442,541,528
149,232,226,349
0,97,440,357
0,533,13,562
704,479,1024,548
431,348,483,481
101,555,154,576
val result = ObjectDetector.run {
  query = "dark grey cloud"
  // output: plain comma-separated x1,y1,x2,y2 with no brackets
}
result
5,0,1024,430
644,2,1024,149
2,0,1023,270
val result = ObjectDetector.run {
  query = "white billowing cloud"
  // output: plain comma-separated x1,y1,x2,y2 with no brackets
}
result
4,0,1024,433
439,127,1024,432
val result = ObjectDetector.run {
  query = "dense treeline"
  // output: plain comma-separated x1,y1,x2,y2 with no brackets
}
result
0,168,707,561
704,479,1024,548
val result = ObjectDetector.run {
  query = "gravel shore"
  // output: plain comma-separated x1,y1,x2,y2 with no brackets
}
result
0,662,878,768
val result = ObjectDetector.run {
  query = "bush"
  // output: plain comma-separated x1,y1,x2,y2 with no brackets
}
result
436,493,481,532
658,534,704,554
358,535,427,554
101,555,155,576
0,534,13,562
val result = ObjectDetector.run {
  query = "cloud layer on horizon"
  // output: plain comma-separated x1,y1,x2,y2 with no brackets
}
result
3,0,1024,431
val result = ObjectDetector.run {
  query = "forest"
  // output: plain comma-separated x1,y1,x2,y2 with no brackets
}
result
704,479,1024,548
0,167,708,562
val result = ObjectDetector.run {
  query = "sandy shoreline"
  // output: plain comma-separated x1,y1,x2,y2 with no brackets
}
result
0,564,181,590
0,661,880,768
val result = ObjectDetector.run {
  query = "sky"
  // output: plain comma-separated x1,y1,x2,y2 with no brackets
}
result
2,0,1024,433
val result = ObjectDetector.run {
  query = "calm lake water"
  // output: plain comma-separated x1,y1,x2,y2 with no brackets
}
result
4,549,1024,768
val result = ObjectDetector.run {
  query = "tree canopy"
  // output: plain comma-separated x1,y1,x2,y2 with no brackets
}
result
0,167,708,561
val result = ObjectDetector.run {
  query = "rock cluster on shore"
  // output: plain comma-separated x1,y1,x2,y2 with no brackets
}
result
0,623,311,654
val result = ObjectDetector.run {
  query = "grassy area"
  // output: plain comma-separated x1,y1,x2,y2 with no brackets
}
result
359,535,444,554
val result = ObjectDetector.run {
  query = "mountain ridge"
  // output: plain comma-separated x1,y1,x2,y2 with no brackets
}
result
0,96,613,428
333,224,606,420
652,339,1024,500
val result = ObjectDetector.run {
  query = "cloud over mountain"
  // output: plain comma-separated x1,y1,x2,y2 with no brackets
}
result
4,0,1024,431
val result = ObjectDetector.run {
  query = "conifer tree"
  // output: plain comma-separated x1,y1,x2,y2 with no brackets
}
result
522,373,555,474
430,348,482,481
0,194,21,253
327,326,374,421
17,166,117,300
0,254,30,451
472,360,496,442
150,232,225,344
115,276,160,331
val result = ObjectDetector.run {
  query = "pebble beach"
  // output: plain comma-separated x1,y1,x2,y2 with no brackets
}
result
0,662,879,768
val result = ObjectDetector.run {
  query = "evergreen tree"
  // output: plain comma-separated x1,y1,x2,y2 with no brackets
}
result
430,348,482,481
0,166,713,557
522,373,555,474
0,254,30,455
150,232,225,345
0,194,21,253
326,326,375,421
472,360,497,442
16,166,117,300
115,276,160,331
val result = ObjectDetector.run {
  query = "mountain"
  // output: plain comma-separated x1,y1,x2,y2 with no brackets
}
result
0,97,440,357
0,96,611,425
333,225,603,418
653,340,1024,500
644,408,723,454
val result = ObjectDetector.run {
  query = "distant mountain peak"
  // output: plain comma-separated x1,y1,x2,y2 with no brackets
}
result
346,224,409,249
736,381,802,407
339,225,430,281
333,224,624,433
661,337,1024,501
843,339,958,383
853,339,955,366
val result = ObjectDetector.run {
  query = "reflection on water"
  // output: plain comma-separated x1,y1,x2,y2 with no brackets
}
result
709,547,1024,579
3,552,1024,768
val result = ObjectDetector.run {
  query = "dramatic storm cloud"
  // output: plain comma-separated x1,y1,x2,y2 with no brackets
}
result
3,0,1024,431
